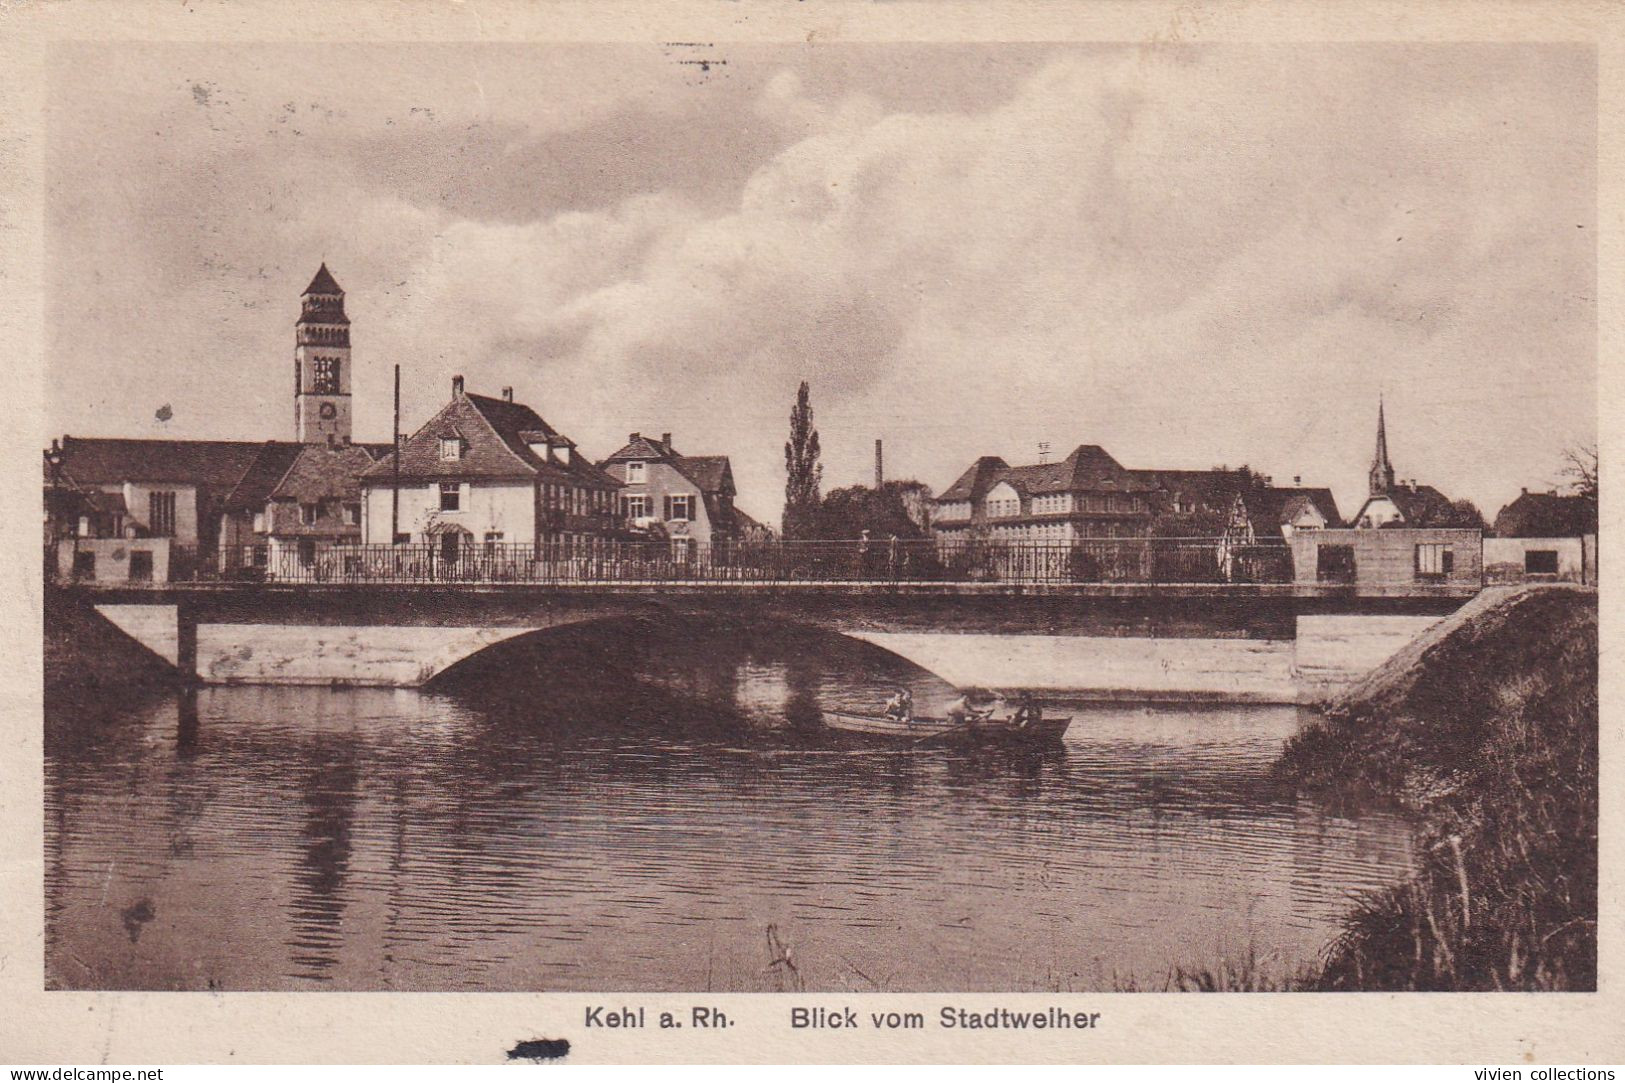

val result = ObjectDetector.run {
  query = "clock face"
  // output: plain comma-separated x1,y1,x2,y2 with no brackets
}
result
319,402,337,420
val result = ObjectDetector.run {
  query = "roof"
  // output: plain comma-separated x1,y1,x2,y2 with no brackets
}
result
1238,487,1344,536
51,436,274,494
1492,491,1596,537
600,434,735,495
672,455,734,496
1374,484,1482,529
938,456,1012,502
304,264,342,296
734,507,775,537
222,443,307,510
362,391,619,489
603,433,676,462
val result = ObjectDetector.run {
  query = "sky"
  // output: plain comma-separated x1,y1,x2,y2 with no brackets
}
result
45,42,1596,523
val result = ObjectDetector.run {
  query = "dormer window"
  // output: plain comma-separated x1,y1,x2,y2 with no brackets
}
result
439,437,461,461
626,461,646,483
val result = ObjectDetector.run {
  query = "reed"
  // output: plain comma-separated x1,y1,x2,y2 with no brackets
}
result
1279,587,1597,991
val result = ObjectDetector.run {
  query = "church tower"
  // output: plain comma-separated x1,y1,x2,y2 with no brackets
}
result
1368,398,1396,496
294,264,352,445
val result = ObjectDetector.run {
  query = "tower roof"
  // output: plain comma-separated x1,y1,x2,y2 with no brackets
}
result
303,263,342,296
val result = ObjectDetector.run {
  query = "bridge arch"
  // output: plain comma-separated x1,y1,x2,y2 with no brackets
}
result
420,610,961,694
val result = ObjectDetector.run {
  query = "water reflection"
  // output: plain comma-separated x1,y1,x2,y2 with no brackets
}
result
45,621,1417,991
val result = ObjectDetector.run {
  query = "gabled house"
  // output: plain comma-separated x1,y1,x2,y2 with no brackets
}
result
359,377,621,562
599,431,745,550
219,442,391,574
1492,490,1597,538
1231,486,1343,542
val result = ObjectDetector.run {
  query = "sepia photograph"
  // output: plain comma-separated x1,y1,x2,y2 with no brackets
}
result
4,2,1617,1066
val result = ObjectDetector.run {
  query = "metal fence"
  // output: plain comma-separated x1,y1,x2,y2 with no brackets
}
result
168,537,1295,587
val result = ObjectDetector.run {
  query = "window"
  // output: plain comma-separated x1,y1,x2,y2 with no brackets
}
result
484,531,503,555
1316,544,1356,583
621,494,648,519
252,511,265,533
1415,543,1454,579
626,461,646,483
72,550,96,579
128,550,153,582
393,533,410,545
1525,549,1560,575
439,483,460,511
344,503,361,526
665,494,694,521
301,502,318,525
439,437,461,461
148,491,177,537
988,498,1019,518
312,357,340,394
298,538,316,566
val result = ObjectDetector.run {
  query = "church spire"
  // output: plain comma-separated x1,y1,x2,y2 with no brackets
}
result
1369,397,1396,496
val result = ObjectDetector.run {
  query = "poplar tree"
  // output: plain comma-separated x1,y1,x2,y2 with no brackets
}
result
783,381,823,539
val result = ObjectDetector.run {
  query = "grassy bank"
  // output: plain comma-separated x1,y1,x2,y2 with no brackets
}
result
1278,585,1597,990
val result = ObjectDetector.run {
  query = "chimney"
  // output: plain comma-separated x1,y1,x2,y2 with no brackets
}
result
502,386,513,402
1293,475,1302,487
1522,487,1529,495
452,374,464,397
630,431,640,443
875,438,884,489
662,432,672,449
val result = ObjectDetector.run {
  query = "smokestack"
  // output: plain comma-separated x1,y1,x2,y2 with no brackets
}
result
502,386,513,402
875,439,884,489
452,374,464,397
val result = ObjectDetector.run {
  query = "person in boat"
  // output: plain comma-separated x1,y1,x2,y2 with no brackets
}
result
946,689,999,728
882,687,914,722
1011,692,1044,729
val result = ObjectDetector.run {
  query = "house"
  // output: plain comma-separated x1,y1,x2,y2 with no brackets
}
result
1484,489,1597,584
1348,401,1481,530
218,441,390,576
1231,486,1343,542
598,432,744,551
359,377,621,563
1492,490,1596,538
44,435,275,580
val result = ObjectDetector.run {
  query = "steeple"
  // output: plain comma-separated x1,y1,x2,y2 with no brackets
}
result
1369,397,1396,496
294,264,352,444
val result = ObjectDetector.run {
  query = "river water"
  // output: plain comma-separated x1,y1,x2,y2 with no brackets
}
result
45,620,1417,992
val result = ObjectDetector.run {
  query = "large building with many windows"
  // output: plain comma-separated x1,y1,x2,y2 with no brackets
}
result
933,444,1339,544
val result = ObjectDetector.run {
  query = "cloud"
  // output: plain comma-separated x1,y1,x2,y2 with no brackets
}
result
46,43,1595,522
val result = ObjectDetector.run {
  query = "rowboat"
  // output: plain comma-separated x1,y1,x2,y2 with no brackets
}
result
821,709,1071,745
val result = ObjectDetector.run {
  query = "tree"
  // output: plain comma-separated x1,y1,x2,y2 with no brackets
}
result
811,481,934,540
782,381,822,539
1562,443,1598,503
1449,499,1489,531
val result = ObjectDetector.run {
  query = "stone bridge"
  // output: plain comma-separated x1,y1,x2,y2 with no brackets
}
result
79,581,1473,704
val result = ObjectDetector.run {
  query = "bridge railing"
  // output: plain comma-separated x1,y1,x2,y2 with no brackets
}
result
168,537,1295,587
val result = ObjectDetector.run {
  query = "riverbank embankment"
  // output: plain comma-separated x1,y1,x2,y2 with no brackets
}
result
1279,584,1597,990
44,585,181,693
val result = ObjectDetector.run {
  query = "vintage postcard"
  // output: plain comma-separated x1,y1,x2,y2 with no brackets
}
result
1,0,1620,1067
